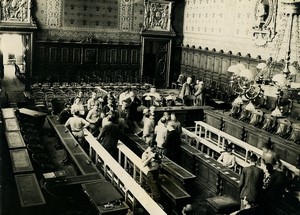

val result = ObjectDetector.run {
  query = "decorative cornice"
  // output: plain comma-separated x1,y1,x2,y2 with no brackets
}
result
141,29,176,37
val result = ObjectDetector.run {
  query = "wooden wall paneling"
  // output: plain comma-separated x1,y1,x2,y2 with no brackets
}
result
194,53,200,69
230,59,239,66
271,139,288,164
206,55,214,72
49,47,58,63
61,48,70,63
131,49,139,65
221,57,230,74
84,48,97,64
214,56,222,74
72,48,81,64
181,51,187,66
120,49,128,64
244,129,269,149
200,53,207,70
188,51,194,67
99,47,108,64
223,119,244,140
204,111,223,130
109,49,118,64
36,47,45,63
219,175,240,202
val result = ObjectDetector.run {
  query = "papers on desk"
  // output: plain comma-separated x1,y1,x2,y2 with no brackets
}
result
224,171,230,175
204,154,210,158
43,172,56,179
216,167,221,169
230,177,237,180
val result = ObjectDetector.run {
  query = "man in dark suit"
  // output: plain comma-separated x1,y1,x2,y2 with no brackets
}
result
96,114,119,159
125,91,142,123
238,154,263,209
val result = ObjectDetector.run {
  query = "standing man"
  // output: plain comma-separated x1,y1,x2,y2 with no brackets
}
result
65,110,90,146
238,154,264,209
163,121,182,164
96,115,119,159
179,77,193,106
194,80,205,106
142,139,162,202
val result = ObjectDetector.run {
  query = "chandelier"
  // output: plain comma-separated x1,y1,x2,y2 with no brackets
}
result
228,1,300,104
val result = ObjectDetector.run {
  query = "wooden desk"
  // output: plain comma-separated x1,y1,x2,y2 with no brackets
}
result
10,149,33,174
47,115,99,175
19,108,47,128
194,153,226,196
82,181,129,215
4,118,20,131
1,108,16,119
5,131,26,149
219,169,240,202
161,158,196,188
18,108,47,117
15,173,46,207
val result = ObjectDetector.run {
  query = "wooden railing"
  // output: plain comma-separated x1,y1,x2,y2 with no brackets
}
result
84,130,167,215
181,121,300,176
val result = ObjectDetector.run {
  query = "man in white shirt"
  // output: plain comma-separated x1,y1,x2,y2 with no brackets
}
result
217,144,236,169
154,117,168,150
65,110,90,146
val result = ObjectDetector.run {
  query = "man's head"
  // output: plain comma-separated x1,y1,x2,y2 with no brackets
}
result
187,77,192,84
249,154,258,163
170,112,177,121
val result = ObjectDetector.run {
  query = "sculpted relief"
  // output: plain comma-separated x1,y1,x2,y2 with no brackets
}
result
1,0,29,22
144,1,172,31
252,0,277,46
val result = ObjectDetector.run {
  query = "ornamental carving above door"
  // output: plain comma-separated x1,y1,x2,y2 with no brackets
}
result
252,0,278,46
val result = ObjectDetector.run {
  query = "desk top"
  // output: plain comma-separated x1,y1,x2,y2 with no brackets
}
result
161,158,196,181
5,131,26,149
1,108,16,119
15,173,46,207
47,115,99,175
10,149,33,173
19,108,47,117
82,181,123,205
4,118,20,131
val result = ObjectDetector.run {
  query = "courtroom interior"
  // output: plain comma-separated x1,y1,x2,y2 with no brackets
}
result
0,0,300,215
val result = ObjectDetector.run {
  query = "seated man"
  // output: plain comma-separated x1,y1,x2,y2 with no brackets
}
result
217,144,236,169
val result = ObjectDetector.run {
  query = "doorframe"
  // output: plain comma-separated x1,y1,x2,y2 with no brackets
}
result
0,31,34,91
140,36,173,88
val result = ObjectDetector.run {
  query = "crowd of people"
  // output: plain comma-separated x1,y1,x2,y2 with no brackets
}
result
179,76,205,106
56,86,294,214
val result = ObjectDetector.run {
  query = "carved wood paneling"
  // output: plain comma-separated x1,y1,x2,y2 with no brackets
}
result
73,48,81,63
33,41,140,82
61,48,69,63
120,49,128,64
49,47,58,63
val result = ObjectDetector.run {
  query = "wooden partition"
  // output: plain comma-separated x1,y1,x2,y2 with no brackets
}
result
34,41,141,84
204,110,300,168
